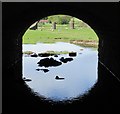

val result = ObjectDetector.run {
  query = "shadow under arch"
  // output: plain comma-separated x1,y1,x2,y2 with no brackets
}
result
3,2,120,113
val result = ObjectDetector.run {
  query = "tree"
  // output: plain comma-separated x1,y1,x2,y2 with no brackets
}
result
48,15,72,24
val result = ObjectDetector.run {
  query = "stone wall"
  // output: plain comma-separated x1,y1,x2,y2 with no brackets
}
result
2,2,119,113
3,2,119,81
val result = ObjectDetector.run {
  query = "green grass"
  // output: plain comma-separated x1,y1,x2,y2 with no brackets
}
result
23,24,98,44
45,51,70,55
23,50,73,55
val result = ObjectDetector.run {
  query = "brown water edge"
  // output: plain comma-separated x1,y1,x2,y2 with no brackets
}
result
70,40,98,48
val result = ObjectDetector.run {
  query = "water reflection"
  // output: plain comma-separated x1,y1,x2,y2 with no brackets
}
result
22,42,98,101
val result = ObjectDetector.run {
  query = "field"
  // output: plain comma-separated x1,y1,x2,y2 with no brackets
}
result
22,23,98,47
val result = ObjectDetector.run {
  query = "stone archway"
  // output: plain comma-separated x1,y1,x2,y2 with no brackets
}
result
3,2,119,113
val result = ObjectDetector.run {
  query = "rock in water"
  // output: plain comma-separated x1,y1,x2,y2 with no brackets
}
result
37,58,62,67
36,68,49,73
69,52,77,57
23,77,32,82
55,76,65,80
60,57,73,63
31,53,38,57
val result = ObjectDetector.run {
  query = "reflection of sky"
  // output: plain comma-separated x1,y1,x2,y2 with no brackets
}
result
22,42,98,101
23,42,86,53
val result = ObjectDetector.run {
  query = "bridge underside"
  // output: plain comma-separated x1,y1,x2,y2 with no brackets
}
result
3,2,120,113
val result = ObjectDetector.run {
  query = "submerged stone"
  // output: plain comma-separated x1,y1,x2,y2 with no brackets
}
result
80,48,84,51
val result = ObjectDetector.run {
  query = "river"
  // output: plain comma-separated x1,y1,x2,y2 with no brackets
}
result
22,42,98,101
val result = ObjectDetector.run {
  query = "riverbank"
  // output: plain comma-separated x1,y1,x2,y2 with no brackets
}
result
70,40,98,48
23,24,99,48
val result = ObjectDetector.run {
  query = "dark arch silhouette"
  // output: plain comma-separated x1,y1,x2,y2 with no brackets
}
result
3,2,120,113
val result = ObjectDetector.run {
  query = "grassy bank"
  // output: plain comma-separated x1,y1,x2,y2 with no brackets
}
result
23,50,71,55
23,24,98,47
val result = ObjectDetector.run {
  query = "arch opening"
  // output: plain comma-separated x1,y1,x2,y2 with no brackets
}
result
22,14,99,102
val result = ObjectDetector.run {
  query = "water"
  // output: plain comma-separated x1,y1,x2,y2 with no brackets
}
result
22,42,98,101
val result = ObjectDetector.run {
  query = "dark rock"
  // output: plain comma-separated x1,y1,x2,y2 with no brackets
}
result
69,52,77,57
31,53,38,57
36,68,49,73
54,54,58,57
36,68,40,71
38,53,54,57
55,76,65,80
41,69,49,73
37,57,62,67
23,77,32,82
60,57,73,63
